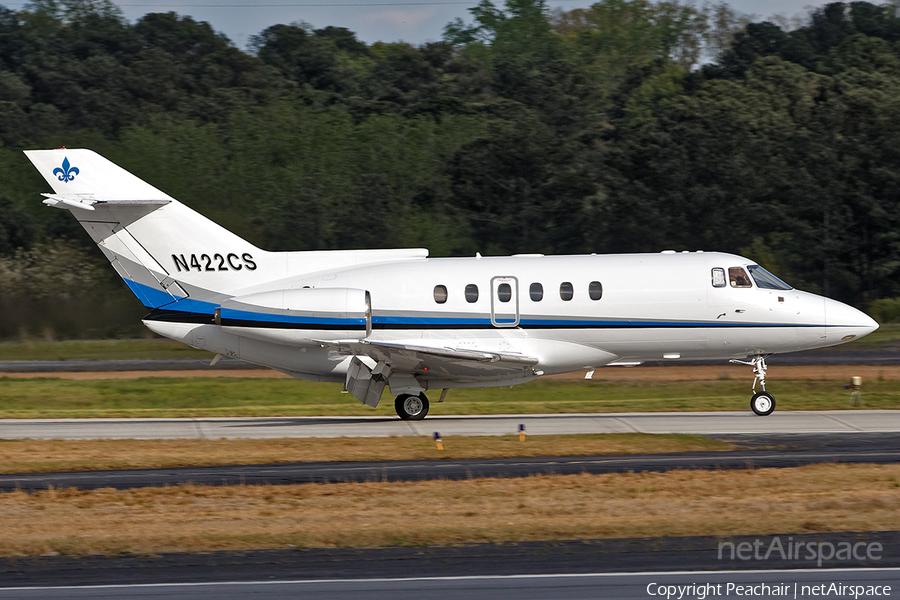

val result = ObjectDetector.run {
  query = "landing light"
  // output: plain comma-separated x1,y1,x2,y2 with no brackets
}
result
841,335,857,342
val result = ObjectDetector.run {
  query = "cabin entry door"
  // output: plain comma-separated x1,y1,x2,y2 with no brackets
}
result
490,276,519,327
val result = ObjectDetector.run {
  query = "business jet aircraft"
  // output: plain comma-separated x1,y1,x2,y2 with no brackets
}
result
25,148,879,419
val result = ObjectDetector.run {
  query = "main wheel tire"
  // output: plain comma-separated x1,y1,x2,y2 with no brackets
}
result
750,391,776,416
395,393,429,420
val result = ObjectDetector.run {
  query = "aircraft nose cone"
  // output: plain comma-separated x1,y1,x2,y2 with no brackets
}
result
825,298,879,344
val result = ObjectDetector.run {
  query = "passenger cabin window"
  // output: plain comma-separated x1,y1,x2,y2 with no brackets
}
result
729,267,752,288
711,268,726,288
433,285,448,304
747,265,792,290
589,281,602,301
560,282,574,301
497,283,512,302
465,284,479,303
530,282,543,302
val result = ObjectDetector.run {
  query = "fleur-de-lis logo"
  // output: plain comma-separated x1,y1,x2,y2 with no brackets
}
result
52,157,79,183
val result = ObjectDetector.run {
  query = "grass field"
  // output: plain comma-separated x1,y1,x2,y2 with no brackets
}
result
0,339,212,362
0,463,897,556
0,376,897,418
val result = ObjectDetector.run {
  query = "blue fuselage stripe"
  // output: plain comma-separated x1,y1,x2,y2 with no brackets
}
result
128,279,833,330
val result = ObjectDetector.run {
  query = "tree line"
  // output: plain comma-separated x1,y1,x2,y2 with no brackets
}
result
1,0,899,338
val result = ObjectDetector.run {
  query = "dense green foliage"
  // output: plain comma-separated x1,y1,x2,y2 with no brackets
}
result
1,0,899,338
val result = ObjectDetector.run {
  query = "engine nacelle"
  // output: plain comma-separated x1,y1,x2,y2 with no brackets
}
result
219,287,371,341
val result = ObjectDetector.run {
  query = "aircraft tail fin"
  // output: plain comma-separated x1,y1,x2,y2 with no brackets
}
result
25,148,174,204
24,148,264,311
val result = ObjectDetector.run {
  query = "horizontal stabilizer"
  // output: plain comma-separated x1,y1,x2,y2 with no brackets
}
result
41,194,96,211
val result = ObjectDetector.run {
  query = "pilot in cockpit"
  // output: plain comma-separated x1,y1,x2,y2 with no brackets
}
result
729,267,752,288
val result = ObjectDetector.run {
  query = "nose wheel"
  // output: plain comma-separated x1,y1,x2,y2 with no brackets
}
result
750,391,775,416
395,393,429,420
730,355,776,416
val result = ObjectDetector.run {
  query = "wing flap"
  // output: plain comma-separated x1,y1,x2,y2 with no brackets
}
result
317,339,539,369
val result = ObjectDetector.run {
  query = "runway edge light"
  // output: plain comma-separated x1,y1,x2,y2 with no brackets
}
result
847,376,863,407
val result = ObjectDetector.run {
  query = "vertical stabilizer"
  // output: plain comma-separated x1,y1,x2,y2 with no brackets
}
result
25,148,173,202
24,149,271,311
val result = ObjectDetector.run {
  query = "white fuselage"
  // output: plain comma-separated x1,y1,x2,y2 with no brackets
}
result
144,251,877,391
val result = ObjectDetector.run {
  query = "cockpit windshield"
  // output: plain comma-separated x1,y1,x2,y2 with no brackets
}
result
747,265,792,290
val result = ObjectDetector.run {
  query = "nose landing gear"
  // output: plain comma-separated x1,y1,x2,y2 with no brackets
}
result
730,355,776,416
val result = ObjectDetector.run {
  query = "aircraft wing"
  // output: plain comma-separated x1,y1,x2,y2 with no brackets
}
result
317,339,539,371
315,338,540,409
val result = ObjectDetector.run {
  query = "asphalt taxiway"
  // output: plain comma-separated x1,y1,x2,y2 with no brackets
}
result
1,533,898,593
1,410,899,440
2,568,899,600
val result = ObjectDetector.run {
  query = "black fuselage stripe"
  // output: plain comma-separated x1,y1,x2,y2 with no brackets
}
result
142,310,818,331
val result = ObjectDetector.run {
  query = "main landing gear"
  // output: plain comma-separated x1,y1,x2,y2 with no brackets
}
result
395,393,429,420
730,355,776,416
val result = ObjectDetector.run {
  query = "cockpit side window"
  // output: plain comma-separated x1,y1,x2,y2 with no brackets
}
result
729,267,752,288
747,265,793,290
711,268,726,288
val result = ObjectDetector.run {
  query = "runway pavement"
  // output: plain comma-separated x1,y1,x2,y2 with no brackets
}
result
0,410,898,440
2,568,899,600
1,533,898,591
